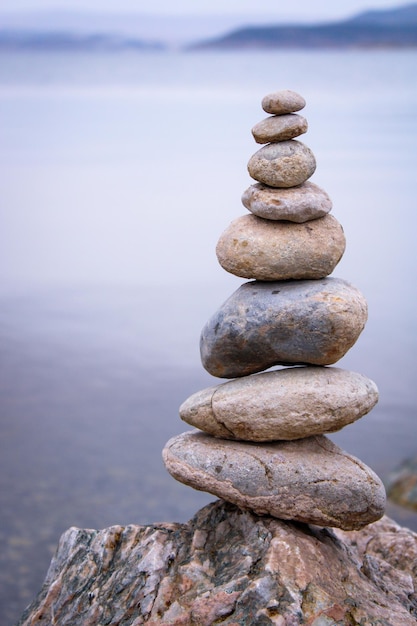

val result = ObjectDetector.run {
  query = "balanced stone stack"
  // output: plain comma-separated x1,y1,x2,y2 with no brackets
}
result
163,90,386,531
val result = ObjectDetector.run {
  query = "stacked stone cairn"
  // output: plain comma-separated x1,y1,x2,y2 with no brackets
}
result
163,89,386,531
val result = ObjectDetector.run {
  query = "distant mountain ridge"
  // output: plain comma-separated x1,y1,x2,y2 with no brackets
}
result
0,4,416,52
0,30,164,52
190,4,417,50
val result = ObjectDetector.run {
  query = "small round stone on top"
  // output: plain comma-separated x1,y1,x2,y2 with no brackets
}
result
262,89,306,115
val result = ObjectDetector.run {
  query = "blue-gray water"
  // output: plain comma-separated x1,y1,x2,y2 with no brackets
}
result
1,49,416,623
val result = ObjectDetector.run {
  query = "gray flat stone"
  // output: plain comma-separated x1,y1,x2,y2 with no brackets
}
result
180,366,379,441
200,278,368,378
262,89,306,115
163,431,386,530
215,213,345,281
252,113,308,143
241,181,332,222
247,140,316,188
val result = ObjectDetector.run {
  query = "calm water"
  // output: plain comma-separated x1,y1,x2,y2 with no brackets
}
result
1,49,417,623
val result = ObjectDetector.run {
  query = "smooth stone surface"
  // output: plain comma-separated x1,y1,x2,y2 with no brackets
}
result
180,367,379,441
262,89,306,114
252,113,308,143
247,140,316,188
163,432,386,530
215,213,346,281
17,501,417,626
242,181,332,222
200,278,368,378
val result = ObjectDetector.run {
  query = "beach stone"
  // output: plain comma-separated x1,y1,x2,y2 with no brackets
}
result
215,213,345,281
163,431,386,530
262,89,306,115
242,181,332,222
200,278,368,378
180,367,379,441
252,113,308,143
247,140,316,188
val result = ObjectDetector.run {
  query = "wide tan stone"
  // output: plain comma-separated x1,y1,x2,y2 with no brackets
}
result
241,181,332,222
163,431,386,530
215,213,345,280
180,366,379,441
247,140,316,187
262,89,306,114
251,113,308,143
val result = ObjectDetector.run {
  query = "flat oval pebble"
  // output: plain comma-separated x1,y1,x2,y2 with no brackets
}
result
247,140,316,188
162,431,386,530
242,181,332,222
200,278,368,378
252,113,308,144
262,89,306,115
180,367,379,441
215,213,345,281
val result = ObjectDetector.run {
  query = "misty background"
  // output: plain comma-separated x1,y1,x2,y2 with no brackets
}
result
1,2,417,623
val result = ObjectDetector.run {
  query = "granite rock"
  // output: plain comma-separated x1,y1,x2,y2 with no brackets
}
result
248,140,316,188
200,278,368,378
262,89,306,114
242,180,332,222
215,213,345,281
251,113,308,143
163,431,386,530
180,366,379,441
17,501,417,626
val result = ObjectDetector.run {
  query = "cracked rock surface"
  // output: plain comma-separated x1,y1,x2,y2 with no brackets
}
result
179,366,379,441
17,500,417,625
163,431,386,530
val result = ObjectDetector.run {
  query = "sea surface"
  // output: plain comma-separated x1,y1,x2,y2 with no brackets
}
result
0,48,416,623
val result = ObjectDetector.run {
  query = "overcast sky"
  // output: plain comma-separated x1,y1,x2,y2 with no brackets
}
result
0,0,409,22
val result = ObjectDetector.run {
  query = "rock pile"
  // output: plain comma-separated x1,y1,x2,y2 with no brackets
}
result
163,89,386,531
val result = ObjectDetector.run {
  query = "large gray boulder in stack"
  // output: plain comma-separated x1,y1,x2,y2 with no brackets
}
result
200,278,368,378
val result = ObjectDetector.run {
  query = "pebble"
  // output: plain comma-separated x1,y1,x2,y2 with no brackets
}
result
200,278,368,378
247,140,316,188
261,89,306,115
163,431,386,530
241,181,332,222
179,367,379,441
215,213,345,281
252,113,308,143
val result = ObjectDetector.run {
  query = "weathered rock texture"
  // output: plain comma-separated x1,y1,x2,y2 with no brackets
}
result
200,278,368,378
215,213,345,281
179,366,379,441
247,140,316,188
241,180,332,222
262,89,306,114
163,432,386,530
251,113,308,143
17,500,417,625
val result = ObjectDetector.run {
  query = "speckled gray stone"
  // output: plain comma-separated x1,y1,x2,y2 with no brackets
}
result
215,213,345,281
262,89,306,115
247,140,316,188
163,431,386,530
252,113,308,144
180,367,379,441
241,181,332,222
200,278,368,378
